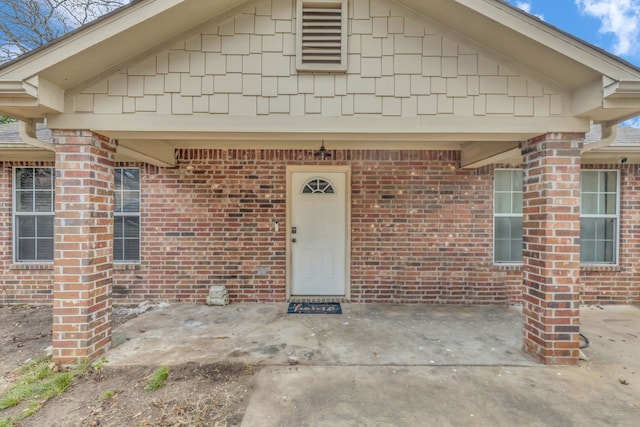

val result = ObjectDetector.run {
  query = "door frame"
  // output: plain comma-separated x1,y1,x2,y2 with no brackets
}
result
286,165,352,300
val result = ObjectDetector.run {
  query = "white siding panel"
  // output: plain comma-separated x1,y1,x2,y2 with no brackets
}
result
210,94,229,114
514,97,534,116
361,58,382,77
74,94,94,112
383,97,402,116
437,94,454,114
262,77,278,97
193,96,209,113
361,37,382,57
108,74,128,96
168,51,190,73
410,75,430,95
235,14,255,34
305,94,322,114
172,94,193,114
202,35,222,52
376,76,395,96
243,54,262,74
453,97,474,116
221,35,251,54
372,17,388,38
394,75,411,97
394,35,422,54
123,97,135,113
127,76,144,97
181,75,202,96
255,16,276,35
262,53,291,76
185,35,202,51
417,95,437,115
486,95,514,114
136,96,157,112
270,95,290,113
94,95,123,114
354,94,382,113
394,55,422,74
314,74,336,97
164,74,181,93
322,97,342,116
388,16,404,34
229,94,256,115
205,53,227,75
243,75,262,96
272,0,293,20
215,74,243,93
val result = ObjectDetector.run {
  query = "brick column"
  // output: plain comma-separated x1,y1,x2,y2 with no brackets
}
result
52,130,116,364
521,132,583,365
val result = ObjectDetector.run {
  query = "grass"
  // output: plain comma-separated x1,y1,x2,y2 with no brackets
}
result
100,390,117,400
0,356,87,426
145,366,170,392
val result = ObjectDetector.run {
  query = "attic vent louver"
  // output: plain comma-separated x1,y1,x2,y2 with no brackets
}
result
296,0,347,72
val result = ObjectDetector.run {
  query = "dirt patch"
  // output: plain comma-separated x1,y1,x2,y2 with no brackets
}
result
0,306,257,426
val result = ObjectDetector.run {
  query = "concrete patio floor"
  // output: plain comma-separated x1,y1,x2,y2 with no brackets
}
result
108,303,640,426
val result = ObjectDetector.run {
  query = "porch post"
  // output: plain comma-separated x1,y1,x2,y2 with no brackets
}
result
520,132,583,365
52,130,115,364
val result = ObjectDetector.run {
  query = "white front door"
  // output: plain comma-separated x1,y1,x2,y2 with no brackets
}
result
290,171,348,296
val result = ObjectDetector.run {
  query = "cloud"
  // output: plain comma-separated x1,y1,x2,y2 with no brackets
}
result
575,0,640,55
515,1,533,13
513,1,545,20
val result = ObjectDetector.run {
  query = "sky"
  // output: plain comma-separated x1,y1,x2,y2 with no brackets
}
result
506,0,640,66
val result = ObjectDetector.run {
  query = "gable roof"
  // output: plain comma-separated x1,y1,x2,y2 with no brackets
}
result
1,0,640,149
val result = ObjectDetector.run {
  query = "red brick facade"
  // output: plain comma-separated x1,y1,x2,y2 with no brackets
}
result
52,130,115,363
521,133,582,365
2,148,638,309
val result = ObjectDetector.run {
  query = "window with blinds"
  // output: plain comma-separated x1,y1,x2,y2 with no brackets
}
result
13,167,55,262
296,0,347,72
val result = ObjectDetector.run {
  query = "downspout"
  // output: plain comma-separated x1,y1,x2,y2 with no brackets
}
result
581,123,618,154
18,120,55,151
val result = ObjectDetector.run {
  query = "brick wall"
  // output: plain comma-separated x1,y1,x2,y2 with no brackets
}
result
113,149,523,304
2,150,639,306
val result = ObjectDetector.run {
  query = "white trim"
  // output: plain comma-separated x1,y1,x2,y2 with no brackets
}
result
580,169,620,266
493,168,523,265
12,166,55,264
114,167,141,263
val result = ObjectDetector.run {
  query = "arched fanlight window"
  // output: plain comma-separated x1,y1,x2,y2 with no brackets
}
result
302,178,335,194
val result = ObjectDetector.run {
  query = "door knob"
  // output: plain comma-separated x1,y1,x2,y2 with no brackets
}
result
292,238,297,243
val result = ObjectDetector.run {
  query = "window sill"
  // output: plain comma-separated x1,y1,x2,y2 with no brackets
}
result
580,264,622,273
493,263,523,271
113,263,141,272
10,263,54,271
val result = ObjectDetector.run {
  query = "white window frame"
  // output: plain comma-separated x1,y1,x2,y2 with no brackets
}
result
114,168,141,263
296,0,348,72
580,170,620,265
12,167,55,264
493,169,523,265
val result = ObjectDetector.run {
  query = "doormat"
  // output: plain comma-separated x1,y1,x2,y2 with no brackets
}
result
287,302,342,314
